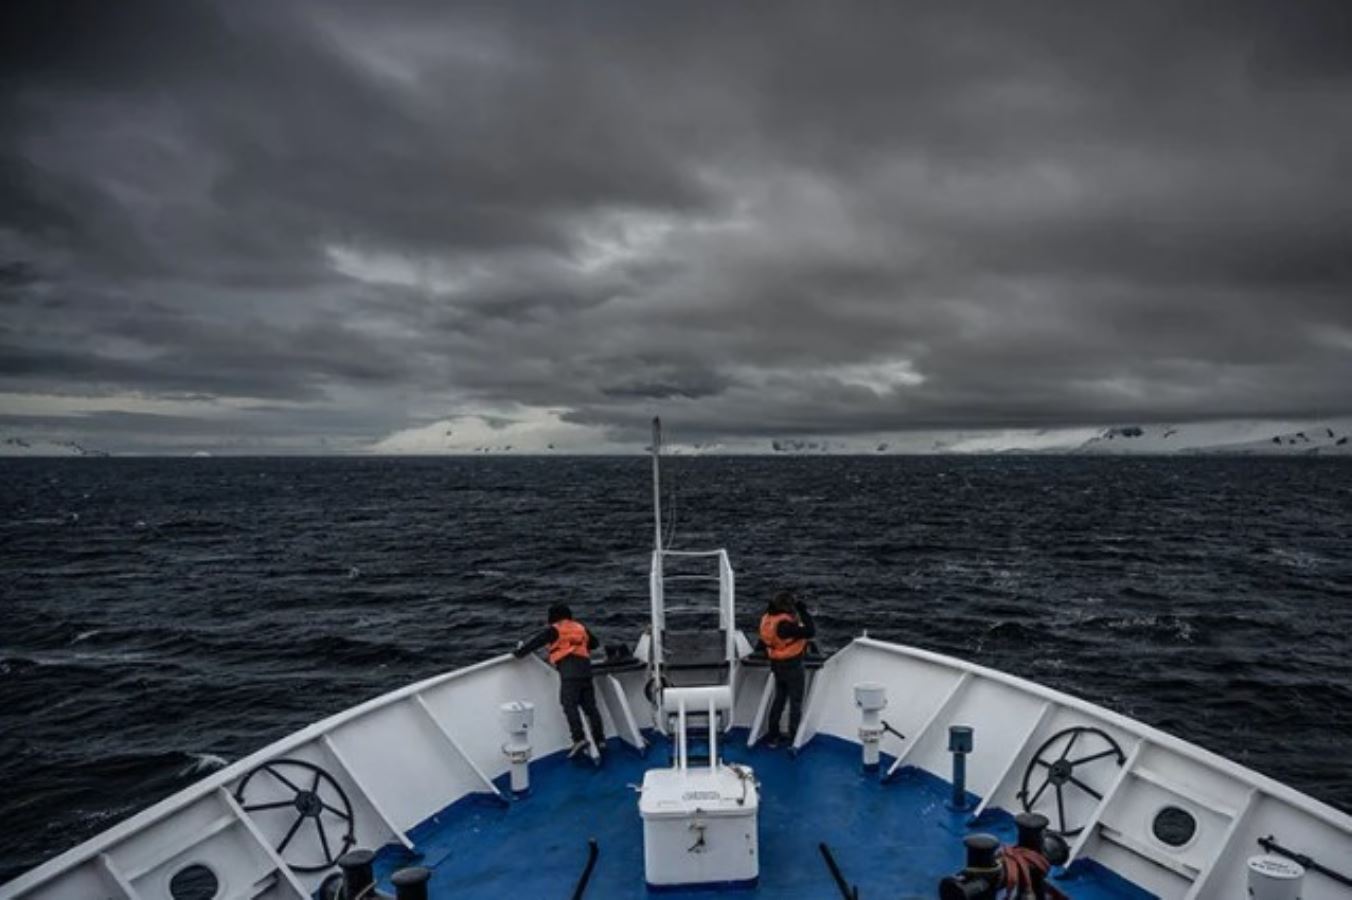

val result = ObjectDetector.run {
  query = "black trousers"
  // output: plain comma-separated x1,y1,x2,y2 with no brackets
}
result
559,677,605,746
767,658,807,739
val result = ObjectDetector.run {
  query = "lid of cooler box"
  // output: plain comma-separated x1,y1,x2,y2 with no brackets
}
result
639,765,760,819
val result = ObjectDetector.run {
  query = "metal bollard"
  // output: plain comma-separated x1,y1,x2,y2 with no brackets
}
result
338,849,376,899
948,726,973,810
1015,810,1069,866
391,866,432,900
938,833,1002,900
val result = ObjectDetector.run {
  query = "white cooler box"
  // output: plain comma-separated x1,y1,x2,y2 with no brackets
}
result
639,765,760,890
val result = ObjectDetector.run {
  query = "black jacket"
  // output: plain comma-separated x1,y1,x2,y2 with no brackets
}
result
770,606,816,641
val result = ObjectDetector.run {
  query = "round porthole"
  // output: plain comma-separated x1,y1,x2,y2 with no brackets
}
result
1151,805,1197,848
169,864,219,900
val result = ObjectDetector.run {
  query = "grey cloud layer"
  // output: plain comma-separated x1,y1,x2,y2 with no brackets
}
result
2,1,1351,449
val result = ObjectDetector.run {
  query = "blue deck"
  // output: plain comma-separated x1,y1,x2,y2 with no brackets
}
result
369,732,1153,899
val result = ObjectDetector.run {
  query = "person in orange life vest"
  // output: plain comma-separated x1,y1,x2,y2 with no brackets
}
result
512,603,605,758
757,590,815,748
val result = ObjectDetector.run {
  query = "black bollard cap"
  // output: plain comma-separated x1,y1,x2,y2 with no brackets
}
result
963,833,1000,870
1015,812,1049,849
391,866,432,900
948,725,974,754
338,849,376,899
338,849,376,868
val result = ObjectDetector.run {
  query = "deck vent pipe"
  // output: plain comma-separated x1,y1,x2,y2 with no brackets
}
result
337,848,376,899
1247,855,1305,900
948,725,974,811
391,866,431,900
853,683,887,771
500,701,535,795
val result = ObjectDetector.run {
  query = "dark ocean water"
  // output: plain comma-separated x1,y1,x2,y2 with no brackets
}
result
2,456,1351,882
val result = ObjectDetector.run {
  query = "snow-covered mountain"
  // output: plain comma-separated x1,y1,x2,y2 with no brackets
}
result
367,414,632,455
0,437,110,457
1188,427,1352,456
11,420,1346,459
1071,422,1352,456
364,418,1352,456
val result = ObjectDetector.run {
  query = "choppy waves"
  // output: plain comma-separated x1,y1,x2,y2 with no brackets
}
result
2,455,1351,882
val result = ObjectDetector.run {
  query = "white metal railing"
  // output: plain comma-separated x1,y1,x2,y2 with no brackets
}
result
671,693,722,774
648,547,739,729
718,551,735,652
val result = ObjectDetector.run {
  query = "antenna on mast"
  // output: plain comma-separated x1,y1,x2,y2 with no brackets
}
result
651,417,663,556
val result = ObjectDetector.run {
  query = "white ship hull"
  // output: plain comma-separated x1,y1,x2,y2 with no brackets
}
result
4,635,1350,899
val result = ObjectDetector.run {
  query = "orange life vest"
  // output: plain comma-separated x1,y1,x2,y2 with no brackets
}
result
548,619,591,665
760,612,807,661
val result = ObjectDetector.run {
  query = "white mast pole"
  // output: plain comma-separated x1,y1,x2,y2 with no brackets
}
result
651,417,663,554
649,417,666,726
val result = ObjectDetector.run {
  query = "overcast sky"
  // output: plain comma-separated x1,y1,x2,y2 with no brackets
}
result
2,1,1351,452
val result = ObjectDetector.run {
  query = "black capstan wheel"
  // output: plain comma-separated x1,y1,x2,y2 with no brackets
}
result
1018,726,1125,837
234,758,356,873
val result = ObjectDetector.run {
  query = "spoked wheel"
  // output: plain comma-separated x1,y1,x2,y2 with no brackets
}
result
234,758,356,872
1018,726,1125,836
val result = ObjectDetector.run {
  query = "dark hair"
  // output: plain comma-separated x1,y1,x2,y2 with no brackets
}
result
767,590,796,615
547,603,572,623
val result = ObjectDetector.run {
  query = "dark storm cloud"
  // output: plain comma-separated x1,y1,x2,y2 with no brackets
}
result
2,0,1351,449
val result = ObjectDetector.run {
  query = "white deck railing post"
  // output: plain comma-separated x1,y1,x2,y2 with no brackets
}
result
884,672,972,779
1183,787,1259,899
971,702,1055,818
720,551,737,699
1065,739,1146,864
603,674,646,751
217,788,309,898
95,854,142,900
319,735,414,850
748,674,776,746
412,695,505,801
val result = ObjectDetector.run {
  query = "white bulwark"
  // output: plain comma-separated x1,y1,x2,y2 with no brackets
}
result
4,633,1352,899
